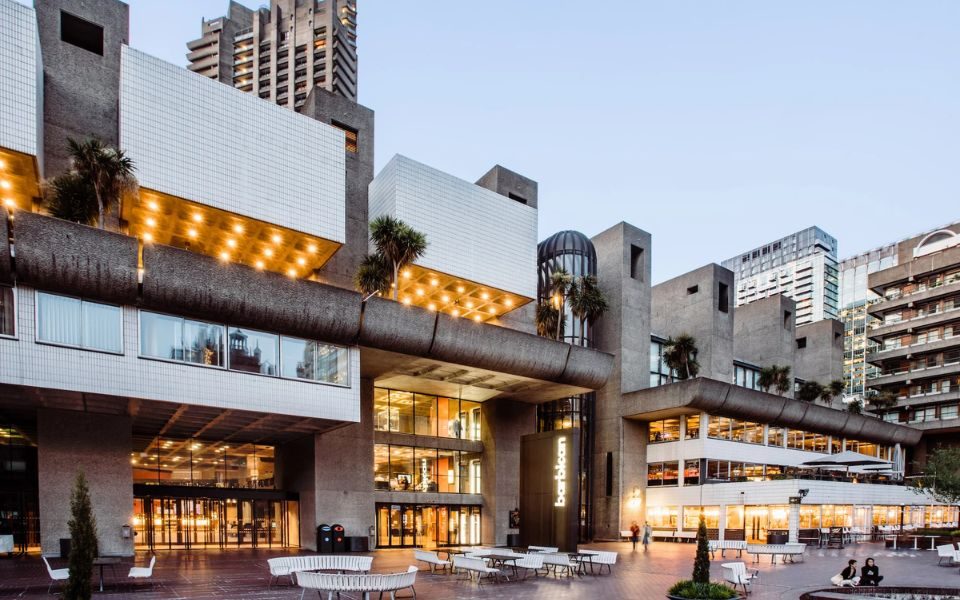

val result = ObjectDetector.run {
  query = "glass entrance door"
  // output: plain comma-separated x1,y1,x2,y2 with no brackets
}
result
375,503,481,548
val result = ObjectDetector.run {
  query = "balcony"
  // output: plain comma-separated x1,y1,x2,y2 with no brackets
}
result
869,306,960,340
187,44,218,62
187,34,218,51
868,279,960,317
867,334,960,363
868,362,960,388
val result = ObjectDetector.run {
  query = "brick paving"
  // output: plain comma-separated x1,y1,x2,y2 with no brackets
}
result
1,541,959,599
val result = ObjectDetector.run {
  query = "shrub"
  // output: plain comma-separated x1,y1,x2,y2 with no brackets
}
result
668,581,738,600
692,515,710,584
64,472,98,600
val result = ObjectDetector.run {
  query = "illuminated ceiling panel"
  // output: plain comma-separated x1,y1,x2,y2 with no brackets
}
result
123,189,341,279
0,147,40,213
392,264,532,323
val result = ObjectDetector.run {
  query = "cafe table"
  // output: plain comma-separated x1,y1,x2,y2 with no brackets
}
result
93,556,122,592
568,552,595,576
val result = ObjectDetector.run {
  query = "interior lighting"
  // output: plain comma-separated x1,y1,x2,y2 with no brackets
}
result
233,224,244,234
3,198,14,209
219,251,230,262
187,228,198,239
430,278,439,287
297,257,307,266
0,159,5,170
272,233,282,244
466,301,474,309
402,297,411,306
451,309,460,317
456,285,465,293
264,247,274,257
441,294,450,303
481,292,490,300
505,298,514,307
307,243,317,253
287,268,296,278
145,217,156,227
226,239,237,248
0,181,10,190
192,213,203,223
255,260,265,270
403,270,412,279
473,315,481,322
488,307,496,314
147,200,159,211
142,232,153,242
415,288,424,297
427,303,436,311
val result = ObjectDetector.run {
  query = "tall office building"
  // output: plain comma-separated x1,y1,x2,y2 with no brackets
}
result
187,0,358,110
838,244,898,400
721,227,839,326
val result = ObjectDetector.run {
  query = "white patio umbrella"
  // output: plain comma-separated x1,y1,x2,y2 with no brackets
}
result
800,451,893,476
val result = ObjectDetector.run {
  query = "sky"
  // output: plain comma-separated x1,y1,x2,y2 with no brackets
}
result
54,1,960,282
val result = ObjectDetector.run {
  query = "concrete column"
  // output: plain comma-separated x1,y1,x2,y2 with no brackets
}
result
275,434,317,550
38,409,134,557
480,398,535,546
789,504,800,543
718,505,727,541
621,420,646,529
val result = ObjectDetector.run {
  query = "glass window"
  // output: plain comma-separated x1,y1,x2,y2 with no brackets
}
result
374,444,390,490
414,394,436,437
374,388,391,432
182,319,225,366
942,405,958,420
132,438,275,489
437,396,460,438
414,447,437,492
707,416,732,440
461,451,481,494
768,427,785,447
725,505,744,530
683,506,719,529
647,463,664,487
38,292,122,353
389,391,414,434
140,311,222,365
389,446,414,491
684,414,700,439
786,429,805,449
662,461,679,486
227,327,279,375
649,418,680,443
436,449,459,493
647,506,678,529
459,401,482,441
280,336,349,385
706,460,729,481
0,286,13,337
683,459,700,485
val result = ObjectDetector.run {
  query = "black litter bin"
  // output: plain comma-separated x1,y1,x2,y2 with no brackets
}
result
506,533,520,548
332,524,347,553
348,536,368,552
318,524,333,553
59,538,71,558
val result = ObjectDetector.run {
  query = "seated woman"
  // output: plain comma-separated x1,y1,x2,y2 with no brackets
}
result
832,559,860,587
860,558,883,586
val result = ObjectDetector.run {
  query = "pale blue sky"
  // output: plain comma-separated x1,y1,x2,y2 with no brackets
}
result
50,1,960,281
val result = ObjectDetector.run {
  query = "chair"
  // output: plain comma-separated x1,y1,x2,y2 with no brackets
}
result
721,562,758,595
42,555,69,594
128,555,157,589
937,544,956,566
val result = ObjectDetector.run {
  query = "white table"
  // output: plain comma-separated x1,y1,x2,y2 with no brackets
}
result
0,534,14,554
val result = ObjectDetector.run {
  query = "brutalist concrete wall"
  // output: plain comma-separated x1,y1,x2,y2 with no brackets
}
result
313,377,375,540
301,88,375,290
275,435,318,550
733,294,797,397
481,398,536,546
591,222,651,539
795,319,845,388
38,409,133,557
651,263,735,382
36,0,128,179
475,164,539,209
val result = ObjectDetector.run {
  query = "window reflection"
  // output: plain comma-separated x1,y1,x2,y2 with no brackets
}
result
140,311,222,366
374,443,479,494
131,437,274,489
228,327,278,375
372,388,481,440
0,286,13,337
37,292,122,353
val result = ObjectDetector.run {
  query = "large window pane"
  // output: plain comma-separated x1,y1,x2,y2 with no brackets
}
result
414,447,438,492
0,286,14,336
183,319,224,366
460,401,481,441
280,337,348,384
314,342,350,385
437,449,459,493
374,388,392,432
228,327,279,375
414,394,436,437
81,301,122,353
374,444,391,490
437,396,460,438
389,391,414,434
140,312,183,360
37,292,81,346
389,446,414,491
460,451,481,494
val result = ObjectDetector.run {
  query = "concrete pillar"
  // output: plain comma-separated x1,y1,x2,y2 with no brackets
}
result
481,398,535,546
38,409,134,557
621,419,646,529
275,434,317,550
718,505,727,541
788,504,800,543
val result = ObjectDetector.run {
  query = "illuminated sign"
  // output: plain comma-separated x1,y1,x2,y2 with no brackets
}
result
554,437,567,507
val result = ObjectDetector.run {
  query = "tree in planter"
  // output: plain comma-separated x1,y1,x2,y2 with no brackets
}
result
914,447,960,505
367,215,428,301
663,334,700,381
773,365,792,396
66,137,137,229
64,472,98,600
568,275,608,347
758,364,791,395
548,268,573,341
692,514,710,584
869,390,899,410
534,302,562,340
796,380,824,403
42,172,98,225
353,253,391,300
846,399,864,414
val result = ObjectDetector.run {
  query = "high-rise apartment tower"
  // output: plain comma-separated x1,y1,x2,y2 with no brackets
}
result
187,0,358,109
721,226,839,326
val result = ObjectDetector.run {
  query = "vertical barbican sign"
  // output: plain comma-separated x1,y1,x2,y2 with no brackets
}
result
554,437,567,507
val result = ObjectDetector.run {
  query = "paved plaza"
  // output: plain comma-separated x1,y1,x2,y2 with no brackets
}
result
2,541,960,599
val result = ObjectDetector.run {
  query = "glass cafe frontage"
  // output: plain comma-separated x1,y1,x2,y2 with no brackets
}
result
375,503,481,548
132,437,299,550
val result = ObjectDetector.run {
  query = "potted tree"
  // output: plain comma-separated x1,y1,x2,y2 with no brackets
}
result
666,515,737,600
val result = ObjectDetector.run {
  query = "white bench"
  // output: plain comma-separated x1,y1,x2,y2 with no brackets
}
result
541,552,576,578
452,555,503,584
580,550,618,574
528,545,559,553
514,553,545,579
721,562,759,595
709,540,747,558
413,549,450,573
296,566,417,600
746,543,806,564
267,554,373,587
653,529,696,542
937,544,957,566
620,530,634,541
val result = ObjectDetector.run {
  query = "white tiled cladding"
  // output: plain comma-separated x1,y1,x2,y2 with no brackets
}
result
0,0,41,157
646,479,936,509
119,47,345,243
648,438,852,468
369,155,538,298
0,287,359,422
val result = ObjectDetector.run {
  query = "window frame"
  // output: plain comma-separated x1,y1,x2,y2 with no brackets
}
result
0,285,17,339
35,290,124,355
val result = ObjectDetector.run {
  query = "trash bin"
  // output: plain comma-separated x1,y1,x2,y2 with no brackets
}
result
506,533,520,548
348,536,368,552
59,538,71,558
318,524,333,553
332,524,347,553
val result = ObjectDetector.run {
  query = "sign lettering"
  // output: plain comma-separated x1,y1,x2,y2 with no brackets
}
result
554,437,567,507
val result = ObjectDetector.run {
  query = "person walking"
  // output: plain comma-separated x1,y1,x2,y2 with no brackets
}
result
642,522,653,551
629,521,641,550
860,558,883,586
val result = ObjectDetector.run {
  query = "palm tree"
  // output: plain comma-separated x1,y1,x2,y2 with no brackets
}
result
663,334,700,380
66,137,137,229
549,268,573,341
368,215,428,301
797,380,824,403
568,275,608,347
773,365,792,396
535,302,562,339
758,366,776,393
42,172,97,224
846,399,864,414
354,254,390,299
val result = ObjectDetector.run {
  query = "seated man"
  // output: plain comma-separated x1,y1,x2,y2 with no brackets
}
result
831,559,860,587
859,558,883,586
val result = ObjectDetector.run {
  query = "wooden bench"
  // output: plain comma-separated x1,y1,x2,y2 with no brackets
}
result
295,566,417,600
709,540,747,558
746,543,806,564
267,555,373,587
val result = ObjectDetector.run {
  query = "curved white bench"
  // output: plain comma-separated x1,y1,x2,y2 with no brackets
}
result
709,540,747,558
267,554,373,587
746,543,805,564
296,566,417,600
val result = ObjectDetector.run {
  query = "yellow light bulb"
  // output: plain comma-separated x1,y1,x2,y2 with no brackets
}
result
488,307,496,314
297,257,306,266
473,315,481,322
192,213,203,223
466,301,474,309
307,243,317,253
451,309,460,317
272,234,282,244
233,224,244,234
481,292,490,300
441,295,450,303
187,228,198,239
226,239,237,248
145,217,156,227
416,289,424,297
147,200,159,211
402,297,412,306
0,159,5,170
3,198,14,209
0,181,10,190
287,268,296,278
264,247,274,257
457,285,465,293
430,279,439,287
142,232,153,242
219,252,229,262
427,303,436,311
403,270,412,279
505,298,514,307
255,260,265,270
